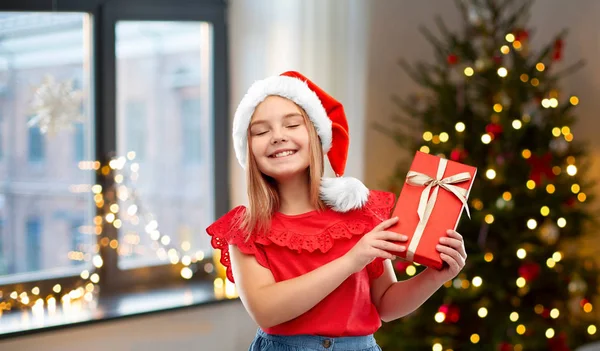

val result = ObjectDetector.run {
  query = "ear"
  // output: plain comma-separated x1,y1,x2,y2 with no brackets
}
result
327,122,349,177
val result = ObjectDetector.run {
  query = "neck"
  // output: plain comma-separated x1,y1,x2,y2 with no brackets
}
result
276,173,314,215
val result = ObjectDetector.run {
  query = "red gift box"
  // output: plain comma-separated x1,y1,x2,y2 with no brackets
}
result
388,151,477,269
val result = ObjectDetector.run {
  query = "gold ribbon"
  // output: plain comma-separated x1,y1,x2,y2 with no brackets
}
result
405,158,471,262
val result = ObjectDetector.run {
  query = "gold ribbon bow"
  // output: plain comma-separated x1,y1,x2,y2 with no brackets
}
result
405,158,471,261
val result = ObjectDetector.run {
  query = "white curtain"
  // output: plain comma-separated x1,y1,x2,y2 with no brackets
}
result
228,0,370,206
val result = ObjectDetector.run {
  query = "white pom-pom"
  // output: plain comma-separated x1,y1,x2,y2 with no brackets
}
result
320,177,369,212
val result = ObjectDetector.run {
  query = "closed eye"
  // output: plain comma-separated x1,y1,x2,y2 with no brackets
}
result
287,124,300,128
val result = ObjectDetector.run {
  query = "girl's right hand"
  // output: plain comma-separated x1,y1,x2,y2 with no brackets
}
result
344,217,408,274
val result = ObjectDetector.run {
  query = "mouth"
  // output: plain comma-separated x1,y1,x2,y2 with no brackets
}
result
269,150,297,158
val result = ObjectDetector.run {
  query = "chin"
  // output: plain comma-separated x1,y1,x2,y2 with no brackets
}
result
261,164,309,182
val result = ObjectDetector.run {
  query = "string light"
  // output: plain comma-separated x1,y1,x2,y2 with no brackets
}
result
516,324,526,335
536,63,545,71
520,74,529,82
455,122,466,132
588,325,597,335
571,184,580,193
547,258,556,268
470,334,480,344
510,312,519,322
557,218,567,228
420,145,431,153
439,132,449,142
546,328,555,338
433,343,443,351
478,307,488,318
435,312,445,323
566,165,577,176
423,131,433,141
481,134,492,144
512,119,522,129
526,219,537,230
497,67,508,77
406,265,417,276
464,67,474,76
531,78,539,86
517,248,527,259
472,276,483,287
521,149,531,159
506,33,515,42
570,96,579,105
485,169,496,179
484,252,494,262
501,45,510,54
540,206,550,216
484,214,494,224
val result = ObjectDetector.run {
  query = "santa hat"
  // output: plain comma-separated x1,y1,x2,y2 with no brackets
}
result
233,71,369,212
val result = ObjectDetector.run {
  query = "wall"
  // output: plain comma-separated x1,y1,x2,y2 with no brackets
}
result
0,301,258,351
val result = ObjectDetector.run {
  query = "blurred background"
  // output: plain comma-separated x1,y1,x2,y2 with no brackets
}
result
0,0,598,350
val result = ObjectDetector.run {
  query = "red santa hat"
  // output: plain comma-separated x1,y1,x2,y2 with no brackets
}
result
233,71,369,212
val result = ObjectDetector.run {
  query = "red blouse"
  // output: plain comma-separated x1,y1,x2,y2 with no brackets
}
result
206,190,395,337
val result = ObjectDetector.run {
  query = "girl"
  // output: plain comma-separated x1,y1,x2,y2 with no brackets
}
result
207,71,467,351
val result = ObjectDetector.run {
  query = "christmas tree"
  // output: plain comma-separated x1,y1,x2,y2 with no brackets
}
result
375,0,600,350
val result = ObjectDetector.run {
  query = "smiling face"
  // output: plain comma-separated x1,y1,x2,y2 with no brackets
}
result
248,96,312,182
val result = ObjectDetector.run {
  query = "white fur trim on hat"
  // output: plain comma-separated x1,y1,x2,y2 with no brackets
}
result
233,75,332,169
320,177,369,212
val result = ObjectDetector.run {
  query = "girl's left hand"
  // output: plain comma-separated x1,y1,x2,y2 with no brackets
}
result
430,229,467,284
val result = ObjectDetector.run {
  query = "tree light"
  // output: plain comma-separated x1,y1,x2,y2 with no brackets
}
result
567,165,577,176
470,334,480,344
557,218,567,228
423,131,433,141
455,122,466,132
435,312,445,323
550,308,560,319
512,120,522,129
546,328,555,338
506,33,515,42
485,169,496,179
464,67,474,76
497,67,508,77
472,276,483,287
517,248,527,259
481,134,492,144
478,307,488,318
527,219,537,230
510,312,519,322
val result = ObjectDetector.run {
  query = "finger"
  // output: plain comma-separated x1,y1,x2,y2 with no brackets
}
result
436,245,464,265
439,237,467,259
446,229,463,241
373,248,396,260
440,253,460,272
378,231,408,242
372,240,406,253
375,217,399,231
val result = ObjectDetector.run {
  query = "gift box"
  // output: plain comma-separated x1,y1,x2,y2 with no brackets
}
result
388,151,477,269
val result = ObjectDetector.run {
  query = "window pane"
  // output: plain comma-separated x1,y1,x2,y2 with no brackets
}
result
115,21,215,269
0,13,95,284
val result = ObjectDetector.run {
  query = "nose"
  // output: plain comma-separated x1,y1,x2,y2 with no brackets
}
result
270,128,287,144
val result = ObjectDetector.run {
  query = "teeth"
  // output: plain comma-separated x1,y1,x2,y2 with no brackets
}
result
273,151,294,158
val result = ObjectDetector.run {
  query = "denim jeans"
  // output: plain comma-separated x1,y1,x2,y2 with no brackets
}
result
249,328,382,351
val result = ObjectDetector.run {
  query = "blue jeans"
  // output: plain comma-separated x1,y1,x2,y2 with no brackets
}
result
249,328,382,351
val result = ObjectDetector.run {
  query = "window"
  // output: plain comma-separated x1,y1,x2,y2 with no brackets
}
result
28,125,45,163
182,98,202,164
0,219,5,275
25,218,42,272
0,0,229,335
74,122,85,162
124,101,146,161
115,21,216,270
0,12,95,284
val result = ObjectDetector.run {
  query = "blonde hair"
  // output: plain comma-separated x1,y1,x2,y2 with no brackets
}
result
241,104,326,239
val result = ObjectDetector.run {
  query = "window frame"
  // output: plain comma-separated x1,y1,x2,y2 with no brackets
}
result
0,0,229,296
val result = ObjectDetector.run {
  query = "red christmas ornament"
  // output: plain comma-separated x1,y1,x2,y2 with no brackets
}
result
564,197,576,208
438,304,460,323
447,54,459,65
580,298,590,307
498,342,513,351
485,123,503,138
542,308,551,318
450,148,468,162
447,305,460,323
514,28,529,42
519,261,541,281
548,331,570,351
553,39,564,61
526,152,555,185
394,260,411,272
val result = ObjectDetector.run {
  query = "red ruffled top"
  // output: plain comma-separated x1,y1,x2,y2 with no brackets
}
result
206,190,395,337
